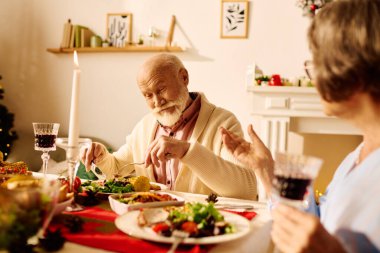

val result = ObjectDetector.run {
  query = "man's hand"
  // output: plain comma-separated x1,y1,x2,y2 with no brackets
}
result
271,204,346,253
80,142,107,172
144,136,190,168
220,124,274,195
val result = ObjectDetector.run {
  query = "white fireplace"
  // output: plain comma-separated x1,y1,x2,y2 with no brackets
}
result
247,86,362,199
247,86,361,155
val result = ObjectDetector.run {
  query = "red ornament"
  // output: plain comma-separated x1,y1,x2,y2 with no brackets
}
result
310,4,317,11
269,74,282,86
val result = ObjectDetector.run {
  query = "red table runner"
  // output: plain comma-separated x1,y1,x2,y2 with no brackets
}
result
51,206,256,253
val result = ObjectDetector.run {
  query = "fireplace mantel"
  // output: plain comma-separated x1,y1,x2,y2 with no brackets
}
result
247,86,360,154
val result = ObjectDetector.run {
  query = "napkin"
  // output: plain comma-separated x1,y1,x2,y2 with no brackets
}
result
225,210,257,220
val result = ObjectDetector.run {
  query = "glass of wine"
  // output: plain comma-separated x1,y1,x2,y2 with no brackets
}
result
0,177,60,251
33,123,60,176
271,152,323,209
56,137,92,212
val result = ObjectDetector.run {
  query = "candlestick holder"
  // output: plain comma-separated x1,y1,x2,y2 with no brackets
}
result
56,137,92,212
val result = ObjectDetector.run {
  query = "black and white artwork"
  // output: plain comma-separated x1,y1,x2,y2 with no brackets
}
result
107,13,132,47
221,0,249,38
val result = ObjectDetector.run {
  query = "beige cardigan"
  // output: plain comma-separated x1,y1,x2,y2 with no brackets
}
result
96,93,258,200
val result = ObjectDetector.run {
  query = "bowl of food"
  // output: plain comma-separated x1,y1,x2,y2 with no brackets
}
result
109,191,184,215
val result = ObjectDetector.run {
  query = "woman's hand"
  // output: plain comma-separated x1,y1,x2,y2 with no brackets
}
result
220,124,274,195
271,204,346,253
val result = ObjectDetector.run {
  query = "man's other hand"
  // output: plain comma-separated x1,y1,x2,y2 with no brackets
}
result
144,136,190,167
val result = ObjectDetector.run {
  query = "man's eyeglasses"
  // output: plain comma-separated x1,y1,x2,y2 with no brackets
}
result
304,60,315,80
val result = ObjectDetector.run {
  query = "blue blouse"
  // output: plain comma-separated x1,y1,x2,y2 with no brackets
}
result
308,144,380,252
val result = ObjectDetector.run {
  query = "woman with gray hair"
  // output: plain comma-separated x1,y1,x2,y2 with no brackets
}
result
271,0,380,251
222,0,380,252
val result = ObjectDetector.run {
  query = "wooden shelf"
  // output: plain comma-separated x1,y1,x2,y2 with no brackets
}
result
46,45,185,54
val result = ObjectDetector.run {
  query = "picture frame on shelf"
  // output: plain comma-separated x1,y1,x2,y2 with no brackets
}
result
220,0,249,39
106,13,132,47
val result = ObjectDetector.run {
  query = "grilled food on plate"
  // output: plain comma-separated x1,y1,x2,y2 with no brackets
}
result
109,191,184,215
0,152,31,184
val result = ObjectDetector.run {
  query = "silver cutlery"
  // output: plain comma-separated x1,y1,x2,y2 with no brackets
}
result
90,162,145,180
120,161,145,169
215,204,255,210
90,163,106,180
167,230,189,253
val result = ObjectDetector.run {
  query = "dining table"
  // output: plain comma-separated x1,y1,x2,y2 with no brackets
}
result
51,189,275,253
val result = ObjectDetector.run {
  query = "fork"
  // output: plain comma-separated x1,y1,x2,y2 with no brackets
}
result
120,161,145,169
90,162,145,180
215,204,255,210
167,230,189,253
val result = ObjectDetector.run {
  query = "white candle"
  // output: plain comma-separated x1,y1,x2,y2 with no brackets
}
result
68,51,80,157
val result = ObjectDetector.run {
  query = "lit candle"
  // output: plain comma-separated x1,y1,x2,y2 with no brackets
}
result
68,51,80,157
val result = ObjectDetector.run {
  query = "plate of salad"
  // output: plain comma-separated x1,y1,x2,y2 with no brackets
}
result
114,202,251,245
81,176,167,199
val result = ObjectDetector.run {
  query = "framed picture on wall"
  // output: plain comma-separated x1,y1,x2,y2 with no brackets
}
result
106,13,133,47
220,0,249,38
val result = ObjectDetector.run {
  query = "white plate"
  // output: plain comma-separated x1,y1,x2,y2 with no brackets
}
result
109,191,185,215
32,172,59,180
115,210,251,245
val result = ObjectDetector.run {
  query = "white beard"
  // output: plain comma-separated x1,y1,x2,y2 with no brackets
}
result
153,90,189,127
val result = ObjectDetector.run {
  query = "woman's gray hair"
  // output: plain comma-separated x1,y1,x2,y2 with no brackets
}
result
308,0,380,102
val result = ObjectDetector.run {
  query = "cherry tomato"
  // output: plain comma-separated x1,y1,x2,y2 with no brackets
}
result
152,222,170,234
58,176,81,192
73,176,82,192
181,221,198,235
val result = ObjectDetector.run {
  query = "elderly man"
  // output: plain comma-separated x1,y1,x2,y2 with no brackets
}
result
82,53,258,200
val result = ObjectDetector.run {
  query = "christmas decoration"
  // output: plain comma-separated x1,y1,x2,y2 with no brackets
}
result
254,74,314,87
0,75,17,160
296,0,332,17
255,75,270,86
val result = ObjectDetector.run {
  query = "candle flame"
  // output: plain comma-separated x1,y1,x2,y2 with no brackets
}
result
73,50,79,67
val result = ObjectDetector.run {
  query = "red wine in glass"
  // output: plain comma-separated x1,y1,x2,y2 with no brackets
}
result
273,175,312,201
32,123,60,176
272,152,323,209
35,134,57,150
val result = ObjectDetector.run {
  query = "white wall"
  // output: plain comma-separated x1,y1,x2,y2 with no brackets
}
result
0,0,311,168
2,0,355,192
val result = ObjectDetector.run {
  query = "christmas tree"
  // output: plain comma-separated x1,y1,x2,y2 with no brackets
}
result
0,75,17,161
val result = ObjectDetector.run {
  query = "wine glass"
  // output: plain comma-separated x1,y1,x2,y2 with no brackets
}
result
271,152,323,209
33,123,60,176
0,177,60,251
56,137,92,212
